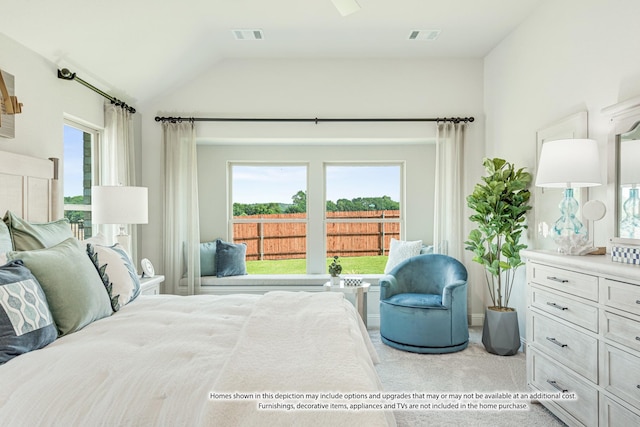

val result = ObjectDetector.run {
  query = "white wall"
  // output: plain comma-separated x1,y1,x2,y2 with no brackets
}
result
0,33,104,174
484,0,640,337
140,58,486,320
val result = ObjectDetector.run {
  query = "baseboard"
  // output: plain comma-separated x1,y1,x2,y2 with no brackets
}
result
470,312,484,327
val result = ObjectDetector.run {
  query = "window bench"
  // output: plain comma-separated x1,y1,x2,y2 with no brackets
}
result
178,274,383,328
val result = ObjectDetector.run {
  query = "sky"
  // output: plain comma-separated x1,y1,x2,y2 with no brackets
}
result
63,125,85,197
232,165,401,204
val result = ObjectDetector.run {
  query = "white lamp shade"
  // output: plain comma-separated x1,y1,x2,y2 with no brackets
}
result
620,139,640,186
535,138,602,188
92,186,148,225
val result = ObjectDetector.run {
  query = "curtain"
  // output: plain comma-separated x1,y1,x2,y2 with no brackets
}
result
101,103,138,260
433,121,466,260
163,121,201,295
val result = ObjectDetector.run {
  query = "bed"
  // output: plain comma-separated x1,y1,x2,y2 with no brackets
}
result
0,151,395,426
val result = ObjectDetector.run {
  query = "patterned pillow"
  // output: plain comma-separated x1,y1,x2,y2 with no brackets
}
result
0,259,57,364
7,238,112,336
87,243,141,311
3,211,73,251
384,238,423,273
215,240,247,278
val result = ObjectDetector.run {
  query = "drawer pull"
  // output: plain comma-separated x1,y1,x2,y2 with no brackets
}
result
636,300,640,305
547,276,569,283
547,380,568,393
546,302,568,311
546,337,568,348
636,337,640,341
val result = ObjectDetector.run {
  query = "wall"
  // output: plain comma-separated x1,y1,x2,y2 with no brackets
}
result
140,58,486,321
0,33,104,172
484,0,640,337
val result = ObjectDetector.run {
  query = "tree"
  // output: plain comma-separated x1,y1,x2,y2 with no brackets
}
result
285,190,307,213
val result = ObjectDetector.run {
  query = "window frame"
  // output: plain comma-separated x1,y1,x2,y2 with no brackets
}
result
323,161,405,268
227,160,405,274
63,118,102,238
228,162,310,266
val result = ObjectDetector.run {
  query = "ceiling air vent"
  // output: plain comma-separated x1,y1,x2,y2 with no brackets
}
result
408,30,441,41
232,29,264,40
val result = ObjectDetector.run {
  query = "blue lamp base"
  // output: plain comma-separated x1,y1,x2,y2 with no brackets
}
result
552,188,590,255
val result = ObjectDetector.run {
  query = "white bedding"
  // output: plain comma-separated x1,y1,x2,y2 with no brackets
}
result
0,291,394,426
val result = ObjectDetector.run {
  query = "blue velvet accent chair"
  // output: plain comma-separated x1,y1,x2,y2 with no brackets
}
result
379,254,469,354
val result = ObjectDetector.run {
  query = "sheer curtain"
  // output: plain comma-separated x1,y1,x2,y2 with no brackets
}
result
433,121,466,260
163,121,201,295
101,103,138,259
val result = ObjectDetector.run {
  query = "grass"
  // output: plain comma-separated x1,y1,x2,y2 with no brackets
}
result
245,255,388,275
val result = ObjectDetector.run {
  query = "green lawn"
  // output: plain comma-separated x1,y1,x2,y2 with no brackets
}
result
245,255,388,275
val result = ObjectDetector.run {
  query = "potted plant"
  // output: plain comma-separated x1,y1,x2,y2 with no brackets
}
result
328,256,342,285
465,158,532,356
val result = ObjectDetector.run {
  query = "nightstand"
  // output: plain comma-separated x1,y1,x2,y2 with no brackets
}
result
323,281,370,327
139,275,165,295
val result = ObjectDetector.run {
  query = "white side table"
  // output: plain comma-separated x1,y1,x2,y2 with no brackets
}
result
323,281,370,327
139,275,165,295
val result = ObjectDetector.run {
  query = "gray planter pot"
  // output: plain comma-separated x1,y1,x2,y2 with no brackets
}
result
482,308,520,356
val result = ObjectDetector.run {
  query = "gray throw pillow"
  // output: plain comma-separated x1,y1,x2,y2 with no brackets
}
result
200,241,217,276
215,240,247,278
0,259,57,364
8,238,112,336
3,211,73,251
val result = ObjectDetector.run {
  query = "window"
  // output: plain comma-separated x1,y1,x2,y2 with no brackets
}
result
325,164,402,274
228,162,403,275
230,164,308,274
63,120,100,239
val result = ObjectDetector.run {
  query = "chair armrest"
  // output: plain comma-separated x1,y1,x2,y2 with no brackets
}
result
379,274,398,300
441,280,467,308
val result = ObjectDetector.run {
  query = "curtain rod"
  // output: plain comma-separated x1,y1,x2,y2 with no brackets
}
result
154,116,474,124
57,68,136,114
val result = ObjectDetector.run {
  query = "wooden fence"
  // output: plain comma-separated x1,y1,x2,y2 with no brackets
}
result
233,210,400,260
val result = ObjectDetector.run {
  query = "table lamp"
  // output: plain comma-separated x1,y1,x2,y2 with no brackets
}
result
535,139,602,254
619,140,640,238
92,186,148,255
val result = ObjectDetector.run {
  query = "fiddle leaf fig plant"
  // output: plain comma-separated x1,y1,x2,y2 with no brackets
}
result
465,158,532,311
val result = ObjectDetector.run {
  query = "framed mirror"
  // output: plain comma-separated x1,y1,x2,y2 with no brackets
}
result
603,95,640,244
618,126,640,238
533,112,588,250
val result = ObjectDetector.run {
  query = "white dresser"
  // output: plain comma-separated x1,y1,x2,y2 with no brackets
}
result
522,250,640,426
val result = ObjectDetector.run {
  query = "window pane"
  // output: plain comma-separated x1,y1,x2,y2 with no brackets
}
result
63,124,93,239
325,165,401,274
231,165,307,274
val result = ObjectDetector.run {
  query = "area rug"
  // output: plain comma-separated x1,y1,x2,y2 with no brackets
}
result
370,326,566,426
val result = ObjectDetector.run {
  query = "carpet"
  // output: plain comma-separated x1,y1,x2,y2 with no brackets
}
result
370,326,566,426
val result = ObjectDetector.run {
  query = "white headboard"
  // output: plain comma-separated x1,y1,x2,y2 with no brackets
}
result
0,150,60,221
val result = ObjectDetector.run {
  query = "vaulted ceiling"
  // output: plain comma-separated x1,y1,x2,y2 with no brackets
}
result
3,0,543,104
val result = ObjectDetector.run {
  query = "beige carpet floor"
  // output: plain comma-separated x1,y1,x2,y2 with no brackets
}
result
369,326,567,426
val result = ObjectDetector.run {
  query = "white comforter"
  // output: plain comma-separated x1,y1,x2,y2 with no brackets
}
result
0,291,393,426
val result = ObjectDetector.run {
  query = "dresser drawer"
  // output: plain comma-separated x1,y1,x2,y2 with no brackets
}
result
530,285,598,332
601,310,640,353
601,278,640,317
600,393,640,426
528,348,598,427
601,343,640,410
529,311,598,382
530,263,598,301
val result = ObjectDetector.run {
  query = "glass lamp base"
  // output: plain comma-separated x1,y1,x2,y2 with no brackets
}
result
552,188,589,255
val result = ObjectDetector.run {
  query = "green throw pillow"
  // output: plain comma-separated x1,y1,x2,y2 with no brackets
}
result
8,238,112,336
0,221,12,252
3,211,73,251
